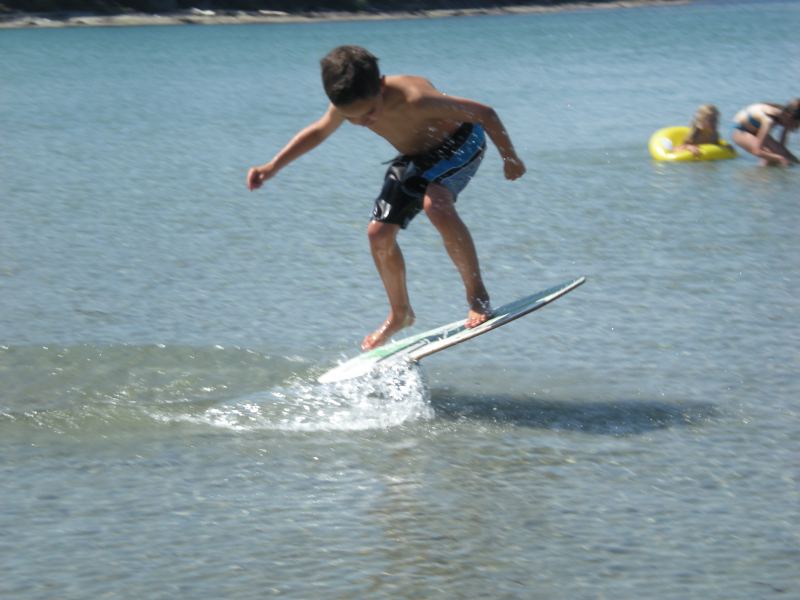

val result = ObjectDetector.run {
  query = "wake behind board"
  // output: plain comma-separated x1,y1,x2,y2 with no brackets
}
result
318,276,586,384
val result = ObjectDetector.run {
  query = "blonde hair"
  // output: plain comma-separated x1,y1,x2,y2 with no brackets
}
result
692,104,719,127
686,104,720,145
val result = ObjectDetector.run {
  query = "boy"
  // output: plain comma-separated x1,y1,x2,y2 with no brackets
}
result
247,45,525,350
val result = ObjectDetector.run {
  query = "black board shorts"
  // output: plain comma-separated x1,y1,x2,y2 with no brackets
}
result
371,122,486,229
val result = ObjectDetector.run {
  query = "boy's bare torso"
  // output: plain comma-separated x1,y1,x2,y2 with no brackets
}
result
357,75,463,156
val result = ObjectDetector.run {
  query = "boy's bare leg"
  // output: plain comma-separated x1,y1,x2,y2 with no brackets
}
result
424,183,491,328
362,220,416,350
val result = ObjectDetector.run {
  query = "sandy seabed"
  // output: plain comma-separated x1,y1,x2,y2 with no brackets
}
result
0,1,687,29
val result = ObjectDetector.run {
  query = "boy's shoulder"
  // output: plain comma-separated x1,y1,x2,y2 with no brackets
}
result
385,74,438,103
387,73,436,88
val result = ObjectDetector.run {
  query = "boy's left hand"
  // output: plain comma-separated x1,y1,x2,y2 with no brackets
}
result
247,163,277,191
503,157,526,180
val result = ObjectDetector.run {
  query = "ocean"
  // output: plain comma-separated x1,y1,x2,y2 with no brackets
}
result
1,1,798,597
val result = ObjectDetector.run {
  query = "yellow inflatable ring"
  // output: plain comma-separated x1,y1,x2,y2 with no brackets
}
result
649,126,737,161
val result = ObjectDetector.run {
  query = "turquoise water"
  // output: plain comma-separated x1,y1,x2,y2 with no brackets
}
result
1,1,799,597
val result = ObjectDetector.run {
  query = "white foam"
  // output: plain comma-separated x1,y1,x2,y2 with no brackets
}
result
166,360,433,432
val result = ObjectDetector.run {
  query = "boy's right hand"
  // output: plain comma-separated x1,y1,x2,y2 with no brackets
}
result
503,156,526,181
247,163,276,191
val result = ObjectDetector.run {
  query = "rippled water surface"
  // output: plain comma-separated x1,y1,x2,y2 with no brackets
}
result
1,1,799,598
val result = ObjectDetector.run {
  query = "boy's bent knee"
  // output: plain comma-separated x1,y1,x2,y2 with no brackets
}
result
423,189,458,225
367,220,400,250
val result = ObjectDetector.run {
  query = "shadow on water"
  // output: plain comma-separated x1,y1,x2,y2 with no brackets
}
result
429,389,717,435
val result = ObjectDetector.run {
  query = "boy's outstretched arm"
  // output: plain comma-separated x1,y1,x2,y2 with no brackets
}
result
248,105,344,191
417,93,526,180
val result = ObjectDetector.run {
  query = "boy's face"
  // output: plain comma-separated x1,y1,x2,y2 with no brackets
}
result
337,85,384,127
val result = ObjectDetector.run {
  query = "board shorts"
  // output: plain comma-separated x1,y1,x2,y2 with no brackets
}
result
371,122,486,229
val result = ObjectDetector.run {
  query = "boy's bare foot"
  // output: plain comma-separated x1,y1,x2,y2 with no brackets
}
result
361,310,416,351
466,297,492,328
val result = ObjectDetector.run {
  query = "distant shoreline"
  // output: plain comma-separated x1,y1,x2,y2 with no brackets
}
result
0,1,688,29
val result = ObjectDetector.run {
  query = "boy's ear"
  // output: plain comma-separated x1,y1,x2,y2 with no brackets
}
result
380,75,386,88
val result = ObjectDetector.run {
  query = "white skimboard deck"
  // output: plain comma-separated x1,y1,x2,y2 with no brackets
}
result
318,276,586,384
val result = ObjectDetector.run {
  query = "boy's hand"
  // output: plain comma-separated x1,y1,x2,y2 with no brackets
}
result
247,163,277,191
503,157,526,181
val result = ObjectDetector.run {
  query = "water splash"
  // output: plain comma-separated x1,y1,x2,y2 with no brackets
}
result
171,359,434,432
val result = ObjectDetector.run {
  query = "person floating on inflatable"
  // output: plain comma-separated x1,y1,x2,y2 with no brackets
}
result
674,104,722,158
731,99,800,167
648,105,735,162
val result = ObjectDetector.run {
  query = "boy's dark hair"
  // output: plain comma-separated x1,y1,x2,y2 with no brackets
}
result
320,45,381,107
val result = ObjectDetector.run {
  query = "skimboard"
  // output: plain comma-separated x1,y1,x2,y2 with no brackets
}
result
318,276,586,384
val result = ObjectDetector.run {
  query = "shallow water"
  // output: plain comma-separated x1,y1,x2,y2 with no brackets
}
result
1,1,799,598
